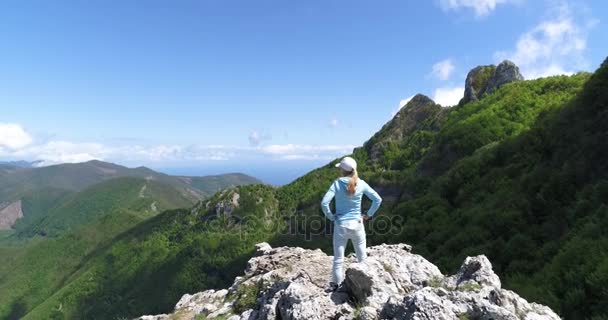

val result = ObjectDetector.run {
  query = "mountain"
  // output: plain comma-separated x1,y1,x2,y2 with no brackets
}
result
3,184,278,320
0,160,260,234
19,177,194,237
0,160,42,169
2,58,606,320
0,161,41,177
0,164,262,319
0,178,196,320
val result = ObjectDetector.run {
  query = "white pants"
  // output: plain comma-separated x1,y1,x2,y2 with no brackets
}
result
332,219,367,284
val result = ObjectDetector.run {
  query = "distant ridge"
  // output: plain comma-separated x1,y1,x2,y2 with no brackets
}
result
0,159,262,232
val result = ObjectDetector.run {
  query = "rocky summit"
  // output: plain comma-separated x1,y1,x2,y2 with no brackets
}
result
462,60,524,104
136,243,560,320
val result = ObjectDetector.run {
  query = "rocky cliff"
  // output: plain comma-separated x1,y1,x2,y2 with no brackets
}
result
356,94,447,164
0,200,23,230
136,243,559,320
461,60,524,104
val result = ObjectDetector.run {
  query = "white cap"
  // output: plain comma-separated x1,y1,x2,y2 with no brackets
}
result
335,156,357,172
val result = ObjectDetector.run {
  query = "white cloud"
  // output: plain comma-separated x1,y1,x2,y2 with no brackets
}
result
433,87,464,106
10,141,106,166
493,2,595,79
0,123,33,149
0,125,355,165
248,130,272,146
430,59,456,81
328,119,339,128
438,0,518,16
261,144,355,156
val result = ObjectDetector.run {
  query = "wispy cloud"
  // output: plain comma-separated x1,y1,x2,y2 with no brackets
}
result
248,130,272,146
0,124,355,165
438,0,519,17
430,59,456,81
0,123,33,150
328,119,339,128
12,141,107,165
433,87,463,106
494,2,596,79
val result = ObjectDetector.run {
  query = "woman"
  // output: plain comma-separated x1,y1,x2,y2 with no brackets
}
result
321,156,382,290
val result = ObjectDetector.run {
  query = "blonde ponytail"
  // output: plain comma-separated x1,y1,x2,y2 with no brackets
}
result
347,169,358,195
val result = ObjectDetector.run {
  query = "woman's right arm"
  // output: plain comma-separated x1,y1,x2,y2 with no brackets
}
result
321,182,336,221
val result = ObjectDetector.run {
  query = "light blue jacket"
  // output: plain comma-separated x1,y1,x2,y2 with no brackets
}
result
321,177,382,222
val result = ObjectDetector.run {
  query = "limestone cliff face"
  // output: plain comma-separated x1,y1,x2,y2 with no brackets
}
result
0,200,23,230
461,60,524,105
136,243,559,320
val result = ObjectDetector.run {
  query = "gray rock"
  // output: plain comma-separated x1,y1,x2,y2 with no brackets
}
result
135,243,559,320
174,289,229,315
486,60,524,94
344,244,442,309
462,60,524,104
357,306,378,320
134,315,169,320
449,255,502,289
276,279,352,320
463,64,496,104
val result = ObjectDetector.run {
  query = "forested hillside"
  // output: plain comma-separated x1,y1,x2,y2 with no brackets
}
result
16,185,278,320
0,167,260,320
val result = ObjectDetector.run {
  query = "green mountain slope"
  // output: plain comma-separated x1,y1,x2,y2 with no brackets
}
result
0,179,267,319
0,160,260,235
21,177,193,237
9,185,277,320
0,177,193,318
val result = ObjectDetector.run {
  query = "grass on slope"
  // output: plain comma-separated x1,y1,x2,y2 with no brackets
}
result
10,188,73,235
0,209,147,320
0,161,261,235
18,177,194,238
177,173,262,198
0,177,194,319
18,184,277,320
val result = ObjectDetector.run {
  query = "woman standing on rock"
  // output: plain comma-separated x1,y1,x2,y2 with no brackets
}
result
321,156,382,290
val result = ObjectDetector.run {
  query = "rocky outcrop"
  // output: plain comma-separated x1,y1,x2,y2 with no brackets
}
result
135,243,560,320
462,60,524,104
463,65,495,103
485,60,524,94
213,190,240,218
0,200,23,230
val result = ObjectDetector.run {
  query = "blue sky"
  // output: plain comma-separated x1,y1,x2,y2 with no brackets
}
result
0,0,607,184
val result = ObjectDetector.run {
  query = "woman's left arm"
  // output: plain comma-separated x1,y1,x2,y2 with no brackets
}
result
363,182,382,218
